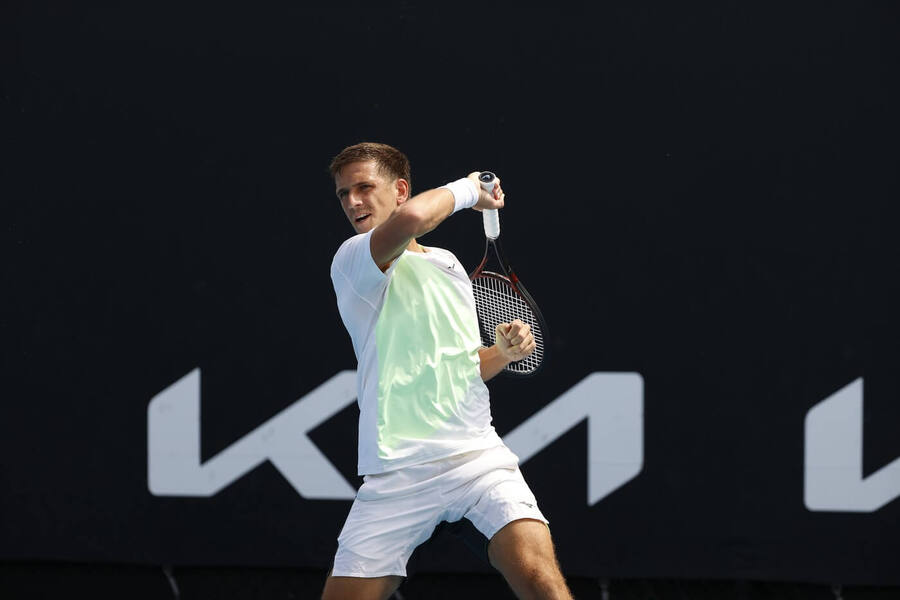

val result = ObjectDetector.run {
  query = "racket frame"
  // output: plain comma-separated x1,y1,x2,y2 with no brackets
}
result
469,235,548,377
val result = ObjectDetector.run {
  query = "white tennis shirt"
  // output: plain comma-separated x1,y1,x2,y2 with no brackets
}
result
331,229,504,475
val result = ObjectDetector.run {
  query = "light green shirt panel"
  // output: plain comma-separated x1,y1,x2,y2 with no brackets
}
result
375,253,483,459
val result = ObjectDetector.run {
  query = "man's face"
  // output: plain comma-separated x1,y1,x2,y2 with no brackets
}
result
334,161,406,234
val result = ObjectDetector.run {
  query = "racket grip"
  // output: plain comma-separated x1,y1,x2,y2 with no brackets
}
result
483,210,500,240
478,172,500,240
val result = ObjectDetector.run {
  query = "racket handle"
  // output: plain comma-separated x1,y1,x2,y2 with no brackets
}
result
478,171,500,240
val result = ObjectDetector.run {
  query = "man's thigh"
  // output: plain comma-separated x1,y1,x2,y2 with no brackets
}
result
321,573,403,600
487,519,572,599
487,518,558,571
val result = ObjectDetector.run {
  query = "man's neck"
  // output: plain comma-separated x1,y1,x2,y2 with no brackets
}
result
406,238,426,253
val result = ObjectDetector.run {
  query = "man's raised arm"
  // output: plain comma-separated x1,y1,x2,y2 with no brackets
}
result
370,173,503,269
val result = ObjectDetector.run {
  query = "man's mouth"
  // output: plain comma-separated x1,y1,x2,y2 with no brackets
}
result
354,213,371,224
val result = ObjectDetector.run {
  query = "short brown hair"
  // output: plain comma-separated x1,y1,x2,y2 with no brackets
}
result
329,142,411,193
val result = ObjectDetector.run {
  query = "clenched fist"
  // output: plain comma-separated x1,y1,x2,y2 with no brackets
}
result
495,319,536,363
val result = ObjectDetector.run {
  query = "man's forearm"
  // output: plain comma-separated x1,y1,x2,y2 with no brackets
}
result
479,345,512,382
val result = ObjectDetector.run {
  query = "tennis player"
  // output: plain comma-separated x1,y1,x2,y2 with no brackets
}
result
323,142,572,600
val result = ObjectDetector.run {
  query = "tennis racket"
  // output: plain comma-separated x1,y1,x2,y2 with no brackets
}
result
469,172,547,377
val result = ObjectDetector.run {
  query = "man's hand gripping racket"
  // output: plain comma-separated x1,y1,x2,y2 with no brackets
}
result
468,171,547,377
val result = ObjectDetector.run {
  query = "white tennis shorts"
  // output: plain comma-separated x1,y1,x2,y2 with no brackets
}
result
331,444,548,578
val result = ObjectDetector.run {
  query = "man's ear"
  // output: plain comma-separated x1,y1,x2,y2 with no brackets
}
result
395,178,410,204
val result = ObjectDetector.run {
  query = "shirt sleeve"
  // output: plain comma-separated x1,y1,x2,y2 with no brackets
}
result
330,229,390,308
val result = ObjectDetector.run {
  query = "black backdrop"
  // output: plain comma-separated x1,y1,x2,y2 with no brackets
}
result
2,0,899,587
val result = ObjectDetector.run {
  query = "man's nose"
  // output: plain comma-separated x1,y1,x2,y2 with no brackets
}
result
346,191,363,207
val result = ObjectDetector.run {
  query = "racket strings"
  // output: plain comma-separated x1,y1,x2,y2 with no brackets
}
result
471,275,544,374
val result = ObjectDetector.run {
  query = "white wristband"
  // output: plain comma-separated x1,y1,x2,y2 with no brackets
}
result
440,178,479,214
